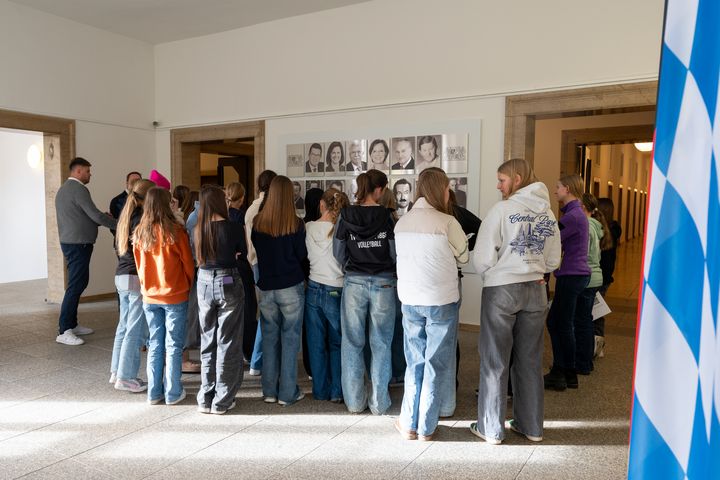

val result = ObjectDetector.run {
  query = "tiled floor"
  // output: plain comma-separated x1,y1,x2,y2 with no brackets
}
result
0,239,644,479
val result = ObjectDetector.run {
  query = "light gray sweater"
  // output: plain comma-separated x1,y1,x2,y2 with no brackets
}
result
55,178,117,244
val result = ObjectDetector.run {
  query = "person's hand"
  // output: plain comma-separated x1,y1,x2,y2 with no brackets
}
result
537,278,547,285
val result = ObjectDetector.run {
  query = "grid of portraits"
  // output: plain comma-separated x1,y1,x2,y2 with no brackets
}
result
287,134,469,216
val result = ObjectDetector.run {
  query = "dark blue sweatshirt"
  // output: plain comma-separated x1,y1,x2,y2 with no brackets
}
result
251,225,307,291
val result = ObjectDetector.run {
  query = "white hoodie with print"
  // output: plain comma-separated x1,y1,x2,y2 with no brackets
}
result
473,182,561,287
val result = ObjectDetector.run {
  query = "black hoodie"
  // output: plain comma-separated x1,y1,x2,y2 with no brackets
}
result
333,205,396,276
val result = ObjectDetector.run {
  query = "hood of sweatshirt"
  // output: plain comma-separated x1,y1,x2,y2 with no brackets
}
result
589,216,604,239
340,205,392,238
508,182,551,214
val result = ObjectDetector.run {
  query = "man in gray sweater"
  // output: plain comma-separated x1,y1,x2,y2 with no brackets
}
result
55,157,117,346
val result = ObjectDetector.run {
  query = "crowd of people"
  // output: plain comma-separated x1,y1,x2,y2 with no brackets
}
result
53,156,620,440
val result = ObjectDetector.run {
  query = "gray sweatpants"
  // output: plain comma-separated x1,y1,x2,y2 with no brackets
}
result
477,281,547,440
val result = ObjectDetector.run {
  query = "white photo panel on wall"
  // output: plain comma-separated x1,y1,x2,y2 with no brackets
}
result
305,142,325,175
391,176,415,217
415,135,442,173
326,178,346,194
449,176,468,208
390,137,416,174
442,133,469,174
324,141,346,175
345,139,367,175
291,179,306,211
349,177,358,203
286,144,305,178
367,138,390,172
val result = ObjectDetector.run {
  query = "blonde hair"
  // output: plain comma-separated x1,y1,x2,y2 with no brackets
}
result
133,187,180,251
253,176,302,237
416,167,450,214
321,188,350,237
497,158,538,197
225,182,246,204
559,174,585,200
116,179,155,256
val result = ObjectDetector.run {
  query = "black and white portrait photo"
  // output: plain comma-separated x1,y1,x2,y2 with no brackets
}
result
345,139,367,174
390,137,416,173
391,177,414,217
324,141,346,174
292,180,305,210
367,138,390,172
305,142,325,175
449,176,468,208
326,179,345,193
416,135,442,173
441,133,469,174
286,144,305,178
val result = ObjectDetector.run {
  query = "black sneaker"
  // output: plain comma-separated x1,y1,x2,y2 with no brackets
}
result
543,367,567,391
565,370,578,389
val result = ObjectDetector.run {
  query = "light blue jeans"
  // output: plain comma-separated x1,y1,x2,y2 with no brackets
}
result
250,264,263,371
341,274,397,415
398,302,459,437
258,282,304,404
144,301,188,403
112,275,148,381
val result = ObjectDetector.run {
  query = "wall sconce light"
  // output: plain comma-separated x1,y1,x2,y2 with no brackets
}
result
634,142,653,152
27,144,43,169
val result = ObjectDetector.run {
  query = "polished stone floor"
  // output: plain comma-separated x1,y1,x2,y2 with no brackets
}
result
0,239,643,479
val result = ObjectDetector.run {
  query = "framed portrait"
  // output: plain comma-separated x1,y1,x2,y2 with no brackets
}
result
415,134,443,173
291,179,306,211
390,137,416,174
367,138,390,172
448,176,468,208
345,139,367,175
324,141,346,175
304,142,325,176
390,176,415,217
286,144,305,178
348,177,358,203
326,178,346,194
442,133,469,174
305,179,324,193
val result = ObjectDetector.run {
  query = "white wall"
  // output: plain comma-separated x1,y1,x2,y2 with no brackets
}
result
0,129,47,283
0,0,157,296
154,0,663,127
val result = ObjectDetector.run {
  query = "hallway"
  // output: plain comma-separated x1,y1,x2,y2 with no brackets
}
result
0,240,644,479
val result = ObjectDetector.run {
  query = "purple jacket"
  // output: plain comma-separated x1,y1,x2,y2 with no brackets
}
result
555,200,590,277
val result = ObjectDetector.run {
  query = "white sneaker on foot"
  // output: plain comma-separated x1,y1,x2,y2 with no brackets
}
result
109,372,117,384
56,329,84,346
469,422,502,444
211,400,237,415
167,389,186,405
114,378,147,393
278,391,305,406
249,368,261,376
509,419,542,442
72,325,94,336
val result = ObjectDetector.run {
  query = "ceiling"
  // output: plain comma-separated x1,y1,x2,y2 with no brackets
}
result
9,0,372,44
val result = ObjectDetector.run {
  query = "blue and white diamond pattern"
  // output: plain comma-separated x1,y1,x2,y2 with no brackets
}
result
629,0,720,478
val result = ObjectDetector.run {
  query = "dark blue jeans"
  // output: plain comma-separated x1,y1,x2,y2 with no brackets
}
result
59,243,93,334
305,280,343,400
546,275,589,371
575,286,600,373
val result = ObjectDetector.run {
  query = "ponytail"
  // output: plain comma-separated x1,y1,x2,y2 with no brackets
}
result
321,188,350,237
581,193,613,250
355,170,388,203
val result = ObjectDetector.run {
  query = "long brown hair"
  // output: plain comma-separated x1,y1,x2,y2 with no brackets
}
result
559,174,585,200
581,193,613,250
253,176,302,237
195,186,229,265
355,170,388,203
172,185,193,220
417,167,451,214
497,158,538,197
116,179,155,256
321,188,350,237
133,187,180,251
378,188,399,221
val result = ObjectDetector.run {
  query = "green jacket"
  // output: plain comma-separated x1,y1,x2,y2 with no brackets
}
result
587,217,604,288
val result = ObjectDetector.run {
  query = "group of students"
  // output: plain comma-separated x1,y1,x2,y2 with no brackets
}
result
107,157,620,441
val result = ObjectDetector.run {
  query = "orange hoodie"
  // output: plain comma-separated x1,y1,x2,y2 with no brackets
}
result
134,225,195,305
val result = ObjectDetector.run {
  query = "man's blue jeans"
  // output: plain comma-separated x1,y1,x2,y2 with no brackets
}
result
305,280,342,401
144,301,188,403
58,243,93,334
341,274,396,415
398,302,459,437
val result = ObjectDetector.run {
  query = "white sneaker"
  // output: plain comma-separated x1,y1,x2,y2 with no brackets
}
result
72,325,94,336
167,389,186,405
509,419,543,442
56,329,84,346
594,336,606,358
249,368,261,376
278,391,305,406
109,372,117,384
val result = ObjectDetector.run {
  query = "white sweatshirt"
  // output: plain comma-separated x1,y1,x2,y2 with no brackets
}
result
306,220,344,288
244,192,264,267
395,198,469,306
473,182,561,287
